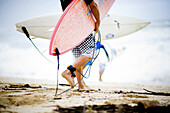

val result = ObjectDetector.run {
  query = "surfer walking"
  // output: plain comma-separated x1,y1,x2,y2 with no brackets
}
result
60,0,100,89
98,45,126,81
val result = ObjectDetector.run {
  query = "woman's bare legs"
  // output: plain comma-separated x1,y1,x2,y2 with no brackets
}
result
61,55,91,89
61,69,74,87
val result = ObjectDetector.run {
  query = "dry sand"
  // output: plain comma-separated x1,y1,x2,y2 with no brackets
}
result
0,76,170,113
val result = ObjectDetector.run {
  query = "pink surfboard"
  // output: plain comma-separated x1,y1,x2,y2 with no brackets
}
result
50,0,115,56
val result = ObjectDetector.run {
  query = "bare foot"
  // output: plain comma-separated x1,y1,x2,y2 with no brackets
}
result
78,81,90,90
71,76,89,90
82,79,89,87
62,70,75,88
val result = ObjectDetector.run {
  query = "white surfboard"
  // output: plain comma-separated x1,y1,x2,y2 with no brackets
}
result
101,14,150,40
16,14,150,40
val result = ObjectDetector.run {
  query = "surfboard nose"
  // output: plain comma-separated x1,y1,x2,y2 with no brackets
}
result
15,23,23,32
15,22,22,28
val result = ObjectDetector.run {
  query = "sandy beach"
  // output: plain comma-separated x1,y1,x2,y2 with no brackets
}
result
0,76,170,113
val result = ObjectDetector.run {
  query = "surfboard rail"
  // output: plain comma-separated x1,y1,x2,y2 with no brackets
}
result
49,0,77,56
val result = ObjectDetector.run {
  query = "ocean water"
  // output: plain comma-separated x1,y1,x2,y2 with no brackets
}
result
0,20,170,85
100,20,170,85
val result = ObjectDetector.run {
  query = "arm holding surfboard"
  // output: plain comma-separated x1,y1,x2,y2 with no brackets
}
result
89,1,100,32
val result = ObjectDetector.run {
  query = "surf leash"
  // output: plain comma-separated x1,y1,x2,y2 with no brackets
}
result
101,45,110,61
83,30,101,78
56,30,101,96
73,30,102,79
54,47,60,95
21,26,60,95
56,65,90,96
21,26,56,65
86,30,101,79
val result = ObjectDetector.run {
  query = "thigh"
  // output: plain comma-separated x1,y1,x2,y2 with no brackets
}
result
72,46,82,60
79,34,96,58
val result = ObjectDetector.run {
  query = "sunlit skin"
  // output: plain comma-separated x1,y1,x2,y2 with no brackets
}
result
99,69,104,81
62,55,91,89
62,1,100,89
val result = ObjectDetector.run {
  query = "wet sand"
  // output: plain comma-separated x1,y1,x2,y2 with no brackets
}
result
0,76,170,113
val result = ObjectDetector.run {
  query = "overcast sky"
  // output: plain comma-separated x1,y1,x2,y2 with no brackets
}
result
0,0,170,30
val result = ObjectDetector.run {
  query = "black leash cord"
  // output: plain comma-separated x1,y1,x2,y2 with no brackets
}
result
56,31,101,95
21,26,56,65
56,65,91,96
21,26,60,95
55,48,60,96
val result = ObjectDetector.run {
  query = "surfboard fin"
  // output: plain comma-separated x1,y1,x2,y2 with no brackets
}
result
114,20,120,29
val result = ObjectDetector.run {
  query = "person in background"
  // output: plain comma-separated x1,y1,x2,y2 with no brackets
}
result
98,45,126,81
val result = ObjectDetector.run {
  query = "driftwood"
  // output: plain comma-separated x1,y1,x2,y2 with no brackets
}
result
2,84,42,90
143,88,170,96
113,89,170,96
59,83,70,86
